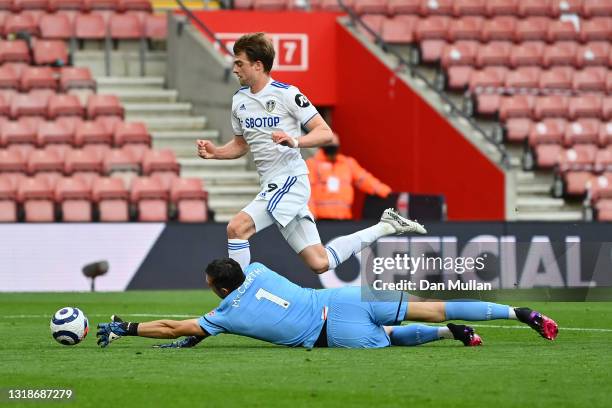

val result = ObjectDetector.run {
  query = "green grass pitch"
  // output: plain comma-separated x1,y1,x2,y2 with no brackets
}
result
1,291,610,408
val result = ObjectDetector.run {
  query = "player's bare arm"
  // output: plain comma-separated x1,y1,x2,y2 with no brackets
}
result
136,318,207,339
197,136,249,160
271,114,333,148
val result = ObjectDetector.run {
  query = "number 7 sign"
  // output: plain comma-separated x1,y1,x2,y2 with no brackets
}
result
217,33,309,72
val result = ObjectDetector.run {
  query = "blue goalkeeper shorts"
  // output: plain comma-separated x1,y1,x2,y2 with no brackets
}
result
325,286,408,348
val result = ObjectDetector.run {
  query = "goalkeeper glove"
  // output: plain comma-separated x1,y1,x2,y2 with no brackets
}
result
96,315,138,348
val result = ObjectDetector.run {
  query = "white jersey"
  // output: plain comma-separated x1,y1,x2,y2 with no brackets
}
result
231,78,319,185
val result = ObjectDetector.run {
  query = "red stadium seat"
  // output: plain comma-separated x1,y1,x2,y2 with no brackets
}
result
110,12,142,39
0,176,17,221
535,95,570,119
11,90,53,118
569,94,603,119
75,12,106,39
4,13,38,36
446,66,473,90
534,144,563,168
145,13,166,40
38,13,73,39
594,148,612,174
447,16,484,41
559,145,599,196
27,148,63,175
84,0,118,10
103,148,139,175
92,176,129,221
20,67,57,91
43,143,72,161
233,0,253,9
381,15,418,44
113,121,150,146
74,120,112,146
582,0,612,18
468,67,508,92
476,41,512,67
119,0,151,11
573,67,606,92
528,118,566,147
47,94,84,118
142,148,179,175
598,122,612,146
130,176,167,221
0,40,31,63
485,0,518,17
359,14,384,39
415,15,450,41
387,0,419,15
440,41,478,68
604,97,612,120
1,170,26,189
37,120,74,146
577,42,610,67
0,149,27,172
539,66,574,90
59,67,96,91
500,95,536,121
170,178,207,223
95,115,122,133
33,40,69,66
1,120,36,145
543,42,578,67
564,119,600,146
48,0,85,11
82,143,111,162
0,90,14,116
452,0,486,16
515,17,550,42
547,19,580,42
518,0,553,17
419,0,453,16
580,18,612,42
252,0,286,10
55,177,91,221
0,65,20,89
550,0,583,16
87,94,124,119
55,116,82,132
120,143,148,162
353,0,387,14
505,118,533,142
319,0,353,11
64,148,101,175
510,41,545,67
18,177,54,222
13,0,48,10
505,67,542,90
474,94,502,116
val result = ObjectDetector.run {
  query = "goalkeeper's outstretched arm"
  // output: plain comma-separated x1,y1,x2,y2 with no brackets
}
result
97,318,210,348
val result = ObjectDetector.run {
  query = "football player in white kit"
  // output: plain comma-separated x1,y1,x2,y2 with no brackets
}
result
197,33,426,274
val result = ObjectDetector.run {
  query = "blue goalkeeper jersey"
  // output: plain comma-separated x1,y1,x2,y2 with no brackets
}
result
198,263,335,348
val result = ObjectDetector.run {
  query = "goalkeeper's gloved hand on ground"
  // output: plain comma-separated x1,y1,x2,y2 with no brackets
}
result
153,336,205,349
96,315,138,348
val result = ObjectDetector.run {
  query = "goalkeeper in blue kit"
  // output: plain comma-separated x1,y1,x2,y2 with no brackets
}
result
97,259,558,349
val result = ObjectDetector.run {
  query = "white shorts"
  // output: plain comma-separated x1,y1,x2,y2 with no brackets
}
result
242,174,322,253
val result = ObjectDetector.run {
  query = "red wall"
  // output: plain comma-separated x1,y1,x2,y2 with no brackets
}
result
333,25,505,220
191,11,340,106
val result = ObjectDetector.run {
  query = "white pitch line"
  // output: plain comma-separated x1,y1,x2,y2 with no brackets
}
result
1,313,612,333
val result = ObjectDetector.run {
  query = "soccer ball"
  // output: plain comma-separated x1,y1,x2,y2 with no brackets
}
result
50,307,89,346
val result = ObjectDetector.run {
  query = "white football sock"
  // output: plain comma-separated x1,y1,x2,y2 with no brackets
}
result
508,307,517,320
325,223,392,269
438,326,454,340
228,239,250,271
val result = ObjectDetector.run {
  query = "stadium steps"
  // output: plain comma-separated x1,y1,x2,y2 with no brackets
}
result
73,50,167,78
95,74,260,221
512,171,583,221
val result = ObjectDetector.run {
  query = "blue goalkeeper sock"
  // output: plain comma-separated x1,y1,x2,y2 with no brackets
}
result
445,301,512,321
390,324,443,346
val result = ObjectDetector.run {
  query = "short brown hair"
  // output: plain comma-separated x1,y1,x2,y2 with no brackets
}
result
233,33,275,74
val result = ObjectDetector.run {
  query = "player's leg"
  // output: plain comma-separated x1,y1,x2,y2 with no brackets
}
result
227,200,275,270
383,323,482,347
312,208,427,273
404,296,558,340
